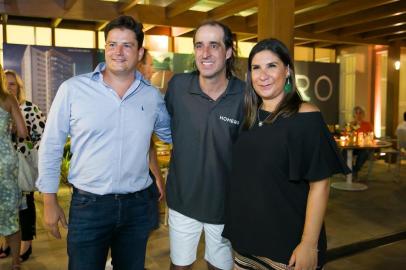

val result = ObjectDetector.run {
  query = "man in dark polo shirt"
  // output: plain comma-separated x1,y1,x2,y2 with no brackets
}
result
165,21,245,270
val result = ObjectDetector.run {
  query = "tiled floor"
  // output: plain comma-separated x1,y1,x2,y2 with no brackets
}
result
1,160,405,269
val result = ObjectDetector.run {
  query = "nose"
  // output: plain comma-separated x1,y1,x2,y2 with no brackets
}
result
114,44,124,55
259,69,269,80
202,45,211,58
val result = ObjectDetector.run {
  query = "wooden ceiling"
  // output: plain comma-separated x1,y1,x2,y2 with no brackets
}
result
1,0,405,48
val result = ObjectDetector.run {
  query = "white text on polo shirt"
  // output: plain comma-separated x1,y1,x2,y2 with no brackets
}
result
219,115,239,125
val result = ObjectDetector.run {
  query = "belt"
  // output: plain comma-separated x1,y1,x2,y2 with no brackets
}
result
72,184,153,199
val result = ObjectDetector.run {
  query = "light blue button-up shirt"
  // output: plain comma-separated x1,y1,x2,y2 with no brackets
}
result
36,63,171,195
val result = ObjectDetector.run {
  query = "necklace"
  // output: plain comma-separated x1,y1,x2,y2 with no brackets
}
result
257,107,272,127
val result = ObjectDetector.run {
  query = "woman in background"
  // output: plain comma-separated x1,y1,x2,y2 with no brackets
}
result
5,70,46,262
347,106,373,179
223,38,349,270
0,64,28,270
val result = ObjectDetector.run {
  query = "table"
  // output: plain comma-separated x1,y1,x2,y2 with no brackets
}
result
331,140,392,191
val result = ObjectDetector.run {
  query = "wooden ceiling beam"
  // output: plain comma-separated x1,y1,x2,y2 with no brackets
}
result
339,14,406,36
246,13,257,27
237,33,258,42
295,29,389,45
95,21,109,31
241,37,257,43
362,25,406,39
145,26,171,36
295,0,399,27
208,0,257,21
387,33,406,42
51,17,62,28
126,5,206,29
220,16,257,34
294,40,315,46
312,42,334,48
118,0,139,13
171,26,194,37
64,0,78,10
58,20,96,31
295,0,337,14
1,13,7,24
6,16,51,27
312,1,406,33
1,0,118,21
166,0,199,18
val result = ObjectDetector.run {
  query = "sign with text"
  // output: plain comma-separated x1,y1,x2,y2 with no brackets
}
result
294,61,340,124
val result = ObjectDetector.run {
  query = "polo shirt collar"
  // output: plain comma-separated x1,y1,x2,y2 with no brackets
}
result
188,73,241,96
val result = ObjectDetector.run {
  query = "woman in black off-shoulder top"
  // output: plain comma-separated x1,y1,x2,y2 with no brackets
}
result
222,38,350,270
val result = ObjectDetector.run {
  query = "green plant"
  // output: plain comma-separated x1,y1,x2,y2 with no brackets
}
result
60,138,72,186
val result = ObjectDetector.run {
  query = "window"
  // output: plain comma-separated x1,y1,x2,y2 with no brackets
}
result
55,29,95,48
35,27,52,46
7,25,35,45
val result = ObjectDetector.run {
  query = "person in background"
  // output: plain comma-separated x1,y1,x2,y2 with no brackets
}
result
0,64,28,270
165,20,245,270
3,70,45,262
36,15,171,270
396,112,406,149
222,38,350,270
138,48,154,82
137,48,163,199
348,106,374,179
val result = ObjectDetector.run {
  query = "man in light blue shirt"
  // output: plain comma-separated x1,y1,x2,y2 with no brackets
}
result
36,15,171,270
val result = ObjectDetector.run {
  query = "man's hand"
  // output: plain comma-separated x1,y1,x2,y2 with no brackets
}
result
43,193,68,239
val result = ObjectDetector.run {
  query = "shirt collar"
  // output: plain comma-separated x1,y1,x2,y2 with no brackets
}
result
188,72,241,96
90,62,151,86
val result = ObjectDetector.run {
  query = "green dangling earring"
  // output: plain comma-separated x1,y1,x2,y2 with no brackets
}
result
284,76,292,94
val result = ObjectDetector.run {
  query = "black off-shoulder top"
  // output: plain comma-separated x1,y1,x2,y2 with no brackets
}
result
223,111,350,267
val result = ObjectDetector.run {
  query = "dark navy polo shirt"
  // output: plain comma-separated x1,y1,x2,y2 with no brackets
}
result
165,72,245,224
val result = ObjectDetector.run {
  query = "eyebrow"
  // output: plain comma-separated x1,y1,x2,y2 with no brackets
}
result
194,41,222,46
252,61,279,66
106,41,136,45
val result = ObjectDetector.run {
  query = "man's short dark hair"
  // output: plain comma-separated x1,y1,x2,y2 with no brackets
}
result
104,15,144,48
193,20,236,79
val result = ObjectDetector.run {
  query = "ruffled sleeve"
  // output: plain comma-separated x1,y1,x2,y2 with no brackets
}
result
288,112,350,182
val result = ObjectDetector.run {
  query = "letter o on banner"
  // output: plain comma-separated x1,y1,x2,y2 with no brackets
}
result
314,75,332,102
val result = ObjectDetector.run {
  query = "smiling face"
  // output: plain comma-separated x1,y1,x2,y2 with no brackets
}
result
104,28,144,77
250,50,289,107
193,25,231,80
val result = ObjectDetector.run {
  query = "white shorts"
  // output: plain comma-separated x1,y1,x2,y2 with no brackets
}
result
168,208,233,270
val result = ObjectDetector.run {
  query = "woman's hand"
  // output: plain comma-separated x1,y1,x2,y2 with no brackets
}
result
288,241,318,270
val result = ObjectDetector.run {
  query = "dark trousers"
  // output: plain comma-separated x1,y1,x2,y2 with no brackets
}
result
342,149,371,173
19,192,36,241
67,184,159,270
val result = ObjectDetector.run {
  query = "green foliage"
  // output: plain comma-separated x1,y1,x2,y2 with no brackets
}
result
60,138,72,186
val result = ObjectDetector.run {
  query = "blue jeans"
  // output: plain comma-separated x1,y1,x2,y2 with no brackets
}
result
67,184,159,270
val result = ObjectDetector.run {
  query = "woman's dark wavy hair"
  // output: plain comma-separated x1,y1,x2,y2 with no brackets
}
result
243,38,302,130
104,15,144,48
193,20,236,79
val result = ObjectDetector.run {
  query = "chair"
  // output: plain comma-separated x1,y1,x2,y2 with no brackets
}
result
371,137,403,182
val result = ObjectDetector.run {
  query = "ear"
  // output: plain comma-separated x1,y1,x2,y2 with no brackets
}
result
286,65,290,78
138,47,145,62
225,47,232,60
